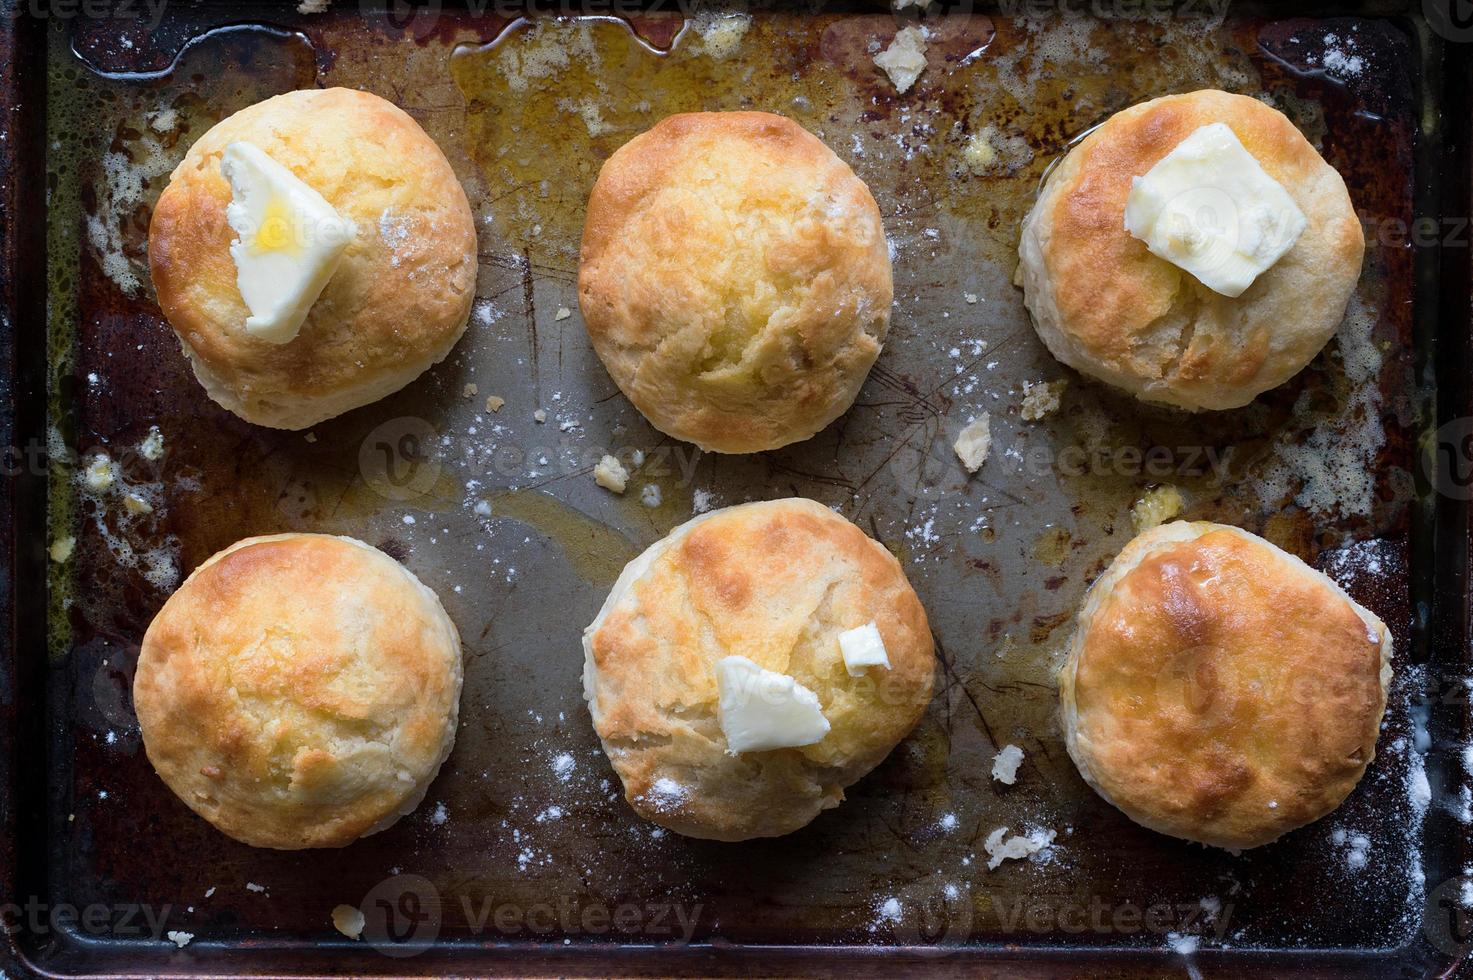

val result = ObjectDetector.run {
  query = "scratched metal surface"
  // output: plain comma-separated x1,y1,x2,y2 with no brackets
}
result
37,1,1430,968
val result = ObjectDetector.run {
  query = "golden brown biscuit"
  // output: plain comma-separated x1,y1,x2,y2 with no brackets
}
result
582,499,934,840
1058,522,1391,850
1017,90,1364,410
148,88,477,429
133,534,463,849
578,112,893,454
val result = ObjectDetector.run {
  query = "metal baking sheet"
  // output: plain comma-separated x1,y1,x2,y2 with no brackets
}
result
2,1,1468,975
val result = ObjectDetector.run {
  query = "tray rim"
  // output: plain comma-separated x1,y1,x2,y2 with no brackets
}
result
1,1,1470,976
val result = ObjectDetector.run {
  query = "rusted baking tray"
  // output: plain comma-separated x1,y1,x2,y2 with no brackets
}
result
1,0,1470,976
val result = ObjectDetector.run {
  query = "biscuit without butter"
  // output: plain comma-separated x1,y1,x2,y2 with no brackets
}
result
578,112,893,454
134,533,463,849
1058,521,1391,850
582,498,935,840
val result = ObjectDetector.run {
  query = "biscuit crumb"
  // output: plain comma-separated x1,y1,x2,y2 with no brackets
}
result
640,484,662,508
485,396,505,413
874,27,928,94
695,11,751,58
296,0,329,12
304,432,317,443
83,454,115,491
983,826,1055,870
963,126,1035,177
991,744,1024,784
1020,379,1066,421
533,409,547,424
165,930,193,948
554,306,572,321
965,292,978,304
139,425,165,461
952,414,992,473
246,882,266,893
594,455,629,494
123,493,153,515
50,536,75,563
332,904,364,940
1130,484,1185,533
463,383,478,399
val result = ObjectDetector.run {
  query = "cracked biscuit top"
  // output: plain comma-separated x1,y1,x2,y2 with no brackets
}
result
148,88,477,429
578,112,893,454
582,498,934,841
1017,90,1364,411
134,533,463,849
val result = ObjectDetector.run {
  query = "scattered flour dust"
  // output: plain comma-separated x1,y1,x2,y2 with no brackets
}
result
1332,826,1373,871
871,895,903,931
637,777,689,814
1251,296,1384,518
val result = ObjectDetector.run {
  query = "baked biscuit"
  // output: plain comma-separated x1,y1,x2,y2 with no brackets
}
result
583,499,934,840
148,88,477,429
1017,90,1364,410
134,534,463,849
578,112,893,454
1058,522,1392,850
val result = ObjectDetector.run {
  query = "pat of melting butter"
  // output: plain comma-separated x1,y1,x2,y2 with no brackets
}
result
715,656,830,754
838,622,891,676
221,142,356,344
1123,123,1306,298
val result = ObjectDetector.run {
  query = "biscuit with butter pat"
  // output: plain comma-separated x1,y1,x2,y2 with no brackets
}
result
582,498,934,840
148,88,477,429
1017,90,1364,411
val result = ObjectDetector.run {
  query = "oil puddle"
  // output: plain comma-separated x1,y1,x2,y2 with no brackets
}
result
488,488,638,588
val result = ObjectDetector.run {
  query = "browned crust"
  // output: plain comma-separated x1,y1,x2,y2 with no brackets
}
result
147,88,477,428
585,499,934,840
1021,90,1365,410
1062,523,1389,850
578,112,893,453
133,534,463,849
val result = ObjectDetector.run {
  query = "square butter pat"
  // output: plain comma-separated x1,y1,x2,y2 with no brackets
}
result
838,622,891,675
221,141,357,344
1123,122,1306,298
715,656,830,754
